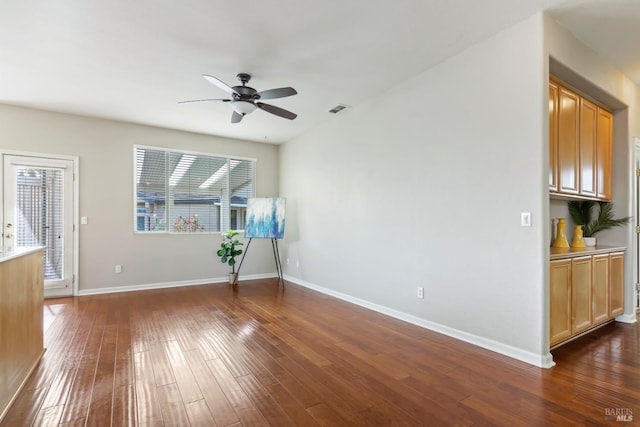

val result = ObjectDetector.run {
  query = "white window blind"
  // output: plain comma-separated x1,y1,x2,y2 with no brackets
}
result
134,146,255,233
15,167,64,279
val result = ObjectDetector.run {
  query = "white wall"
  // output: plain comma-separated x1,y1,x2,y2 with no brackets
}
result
0,104,280,293
280,14,551,366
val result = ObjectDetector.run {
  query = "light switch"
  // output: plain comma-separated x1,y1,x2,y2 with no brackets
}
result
521,212,531,227
81,216,88,225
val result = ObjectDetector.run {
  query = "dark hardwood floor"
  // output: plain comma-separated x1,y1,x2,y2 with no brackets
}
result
1,279,638,426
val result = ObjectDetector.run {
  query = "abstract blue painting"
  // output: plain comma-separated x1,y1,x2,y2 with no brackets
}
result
244,197,286,239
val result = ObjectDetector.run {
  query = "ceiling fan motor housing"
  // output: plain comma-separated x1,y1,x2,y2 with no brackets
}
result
232,85,259,100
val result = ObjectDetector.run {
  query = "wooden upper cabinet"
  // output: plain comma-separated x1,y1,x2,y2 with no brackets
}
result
549,78,613,201
579,98,597,197
557,86,580,195
549,82,559,191
597,108,613,200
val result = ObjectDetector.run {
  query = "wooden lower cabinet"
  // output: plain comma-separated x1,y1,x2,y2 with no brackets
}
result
609,252,624,317
571,256,593,334
550,251,625,347
550,259,572,345
0,249,44,421
592,254,609,324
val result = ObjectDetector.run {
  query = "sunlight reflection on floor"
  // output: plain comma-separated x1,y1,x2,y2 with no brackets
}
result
43,304,65,333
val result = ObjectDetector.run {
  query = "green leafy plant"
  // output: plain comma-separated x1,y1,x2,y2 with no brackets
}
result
217,230,244,274
568,200,631,237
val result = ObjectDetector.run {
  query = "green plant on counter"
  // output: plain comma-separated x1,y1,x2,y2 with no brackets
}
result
568,201,631,237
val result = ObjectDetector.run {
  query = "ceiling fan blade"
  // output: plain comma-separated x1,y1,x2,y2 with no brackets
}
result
231,111,243,123
203,74,239,95
257,87,297,100
257,102,297,120
178,98,231,104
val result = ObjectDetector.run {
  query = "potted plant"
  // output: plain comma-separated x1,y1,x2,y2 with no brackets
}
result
567,201,631,246
217,230,244,285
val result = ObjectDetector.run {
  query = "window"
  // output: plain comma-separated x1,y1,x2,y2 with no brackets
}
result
134,145,255,233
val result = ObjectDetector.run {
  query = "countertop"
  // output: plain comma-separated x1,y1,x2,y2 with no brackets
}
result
550,245,626,260
0,246,44,264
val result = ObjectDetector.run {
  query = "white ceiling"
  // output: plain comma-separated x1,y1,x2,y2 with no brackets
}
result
1,0,638,144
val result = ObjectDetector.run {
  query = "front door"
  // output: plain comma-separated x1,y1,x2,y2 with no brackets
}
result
2,154,75,297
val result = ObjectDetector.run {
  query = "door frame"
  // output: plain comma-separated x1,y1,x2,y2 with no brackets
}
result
635,138,640,310
1,149,79,296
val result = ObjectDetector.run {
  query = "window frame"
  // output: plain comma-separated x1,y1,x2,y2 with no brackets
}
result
132,144,256,235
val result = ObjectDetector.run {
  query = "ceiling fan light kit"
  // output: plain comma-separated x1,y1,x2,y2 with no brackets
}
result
231,100,257,115
181,73,298,123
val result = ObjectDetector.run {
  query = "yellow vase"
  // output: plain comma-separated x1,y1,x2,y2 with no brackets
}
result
552,218,570,248
570,224,586,249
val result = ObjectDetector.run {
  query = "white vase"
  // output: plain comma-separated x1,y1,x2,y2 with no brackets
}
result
228,273,238,285
583,237,596,247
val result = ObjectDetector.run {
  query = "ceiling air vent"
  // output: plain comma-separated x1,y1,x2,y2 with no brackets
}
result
328,104,349,114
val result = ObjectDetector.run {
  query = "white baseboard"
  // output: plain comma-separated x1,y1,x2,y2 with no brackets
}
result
615,313,638,324
284,274,556,369
77,273,278,296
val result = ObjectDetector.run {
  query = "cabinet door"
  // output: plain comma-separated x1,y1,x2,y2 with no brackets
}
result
572,256,593,334
549,82,559,192
597,108,613,200
550,259,572,345
579,98,597,197
592,254,609,324
609,252,624,317
558,87,580,194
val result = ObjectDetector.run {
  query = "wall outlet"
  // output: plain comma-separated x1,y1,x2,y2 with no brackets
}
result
417,287,424,299
286,258,290,265
115,264,122,273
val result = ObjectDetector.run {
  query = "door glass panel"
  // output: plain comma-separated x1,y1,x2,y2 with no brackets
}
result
15,167,65,280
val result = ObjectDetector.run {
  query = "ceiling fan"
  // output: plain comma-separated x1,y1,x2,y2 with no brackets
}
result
180,73,298,123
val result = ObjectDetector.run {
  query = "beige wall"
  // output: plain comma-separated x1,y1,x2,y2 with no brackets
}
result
280,14,551,366
278,11,640,368
0,104,280,293
545,12,640,318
